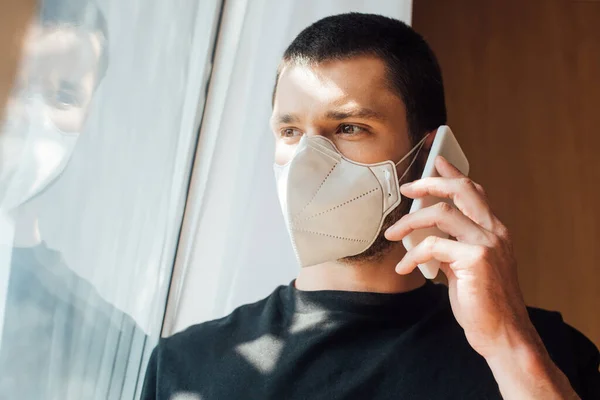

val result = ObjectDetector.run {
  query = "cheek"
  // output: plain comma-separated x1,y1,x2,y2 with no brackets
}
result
274,141,297,166
333,137,398,165
48,107,87,133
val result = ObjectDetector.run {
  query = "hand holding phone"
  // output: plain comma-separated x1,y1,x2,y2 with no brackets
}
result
401,126,469,279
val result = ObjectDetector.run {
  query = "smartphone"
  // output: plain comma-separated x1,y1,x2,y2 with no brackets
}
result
402,125,470,279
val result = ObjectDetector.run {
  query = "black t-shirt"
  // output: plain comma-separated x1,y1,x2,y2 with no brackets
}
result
142,281,600,400
0,243,144,399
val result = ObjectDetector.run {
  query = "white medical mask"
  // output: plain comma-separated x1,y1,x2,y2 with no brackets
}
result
0,95,78,211
274,134,428,267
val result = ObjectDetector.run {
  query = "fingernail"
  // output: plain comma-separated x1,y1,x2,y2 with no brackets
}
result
400,182,413,189
395,262,404,274
384,226,394,238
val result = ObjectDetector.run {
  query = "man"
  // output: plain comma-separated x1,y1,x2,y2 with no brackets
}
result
141,13,599,399
0,1,143,398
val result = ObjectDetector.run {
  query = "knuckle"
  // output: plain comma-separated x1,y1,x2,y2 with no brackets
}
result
488,234,502,248
436,201,453,214
459,177,475,190
496,224,510,240
474,182,487,196
474,245,491,260
423,236,439,252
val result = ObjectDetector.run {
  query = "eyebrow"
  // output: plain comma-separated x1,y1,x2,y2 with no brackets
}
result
325,107,386,121
273,113,300,125
272,107,386,126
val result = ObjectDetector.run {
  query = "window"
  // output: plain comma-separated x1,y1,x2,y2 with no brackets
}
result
161,0,414,334
0,0,221,398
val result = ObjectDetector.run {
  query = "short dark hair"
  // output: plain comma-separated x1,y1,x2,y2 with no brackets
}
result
38,0,109,87
273,12,446,145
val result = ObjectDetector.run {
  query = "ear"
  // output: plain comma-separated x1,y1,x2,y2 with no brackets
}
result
419,127,439,162
423,128,438,151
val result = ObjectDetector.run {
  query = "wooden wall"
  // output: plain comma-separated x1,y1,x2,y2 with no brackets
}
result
0,0,36,117
413,0,600,346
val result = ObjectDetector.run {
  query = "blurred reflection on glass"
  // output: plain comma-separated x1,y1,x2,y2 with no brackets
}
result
0,0,108,208
0,0,143,398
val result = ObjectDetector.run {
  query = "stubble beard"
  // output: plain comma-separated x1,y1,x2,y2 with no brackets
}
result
339,194,413,265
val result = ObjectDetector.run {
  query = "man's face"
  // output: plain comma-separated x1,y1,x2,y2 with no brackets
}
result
271,55,414,262
0,23,102,210
8,24,101,133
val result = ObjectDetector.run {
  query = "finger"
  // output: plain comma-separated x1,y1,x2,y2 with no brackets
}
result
437,157,489,199
472,182,487,198
400,177,496,232
385,202,491,245
435,156,463,178
438,262,456,281
395,236,479,275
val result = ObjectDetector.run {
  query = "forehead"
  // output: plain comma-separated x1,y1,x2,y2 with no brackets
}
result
20,25,101,84
273,56,402,116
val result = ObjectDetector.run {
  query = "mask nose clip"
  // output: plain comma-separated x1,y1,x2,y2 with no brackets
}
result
384,169,392,197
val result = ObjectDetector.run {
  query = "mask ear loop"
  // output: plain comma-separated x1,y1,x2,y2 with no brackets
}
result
396,133,430,183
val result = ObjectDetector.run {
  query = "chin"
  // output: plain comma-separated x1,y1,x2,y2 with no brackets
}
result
339,197,412,265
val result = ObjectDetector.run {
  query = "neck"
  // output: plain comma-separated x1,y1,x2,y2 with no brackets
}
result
295,243,426,293
11,204,42,248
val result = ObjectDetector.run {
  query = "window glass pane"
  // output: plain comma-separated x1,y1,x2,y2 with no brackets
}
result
0,0,217,398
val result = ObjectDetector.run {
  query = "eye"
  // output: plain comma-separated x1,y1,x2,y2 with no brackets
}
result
337,124,366,135
54,90,83,108
45,81,84,110
279,128,302,139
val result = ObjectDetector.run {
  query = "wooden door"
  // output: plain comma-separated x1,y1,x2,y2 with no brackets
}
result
413,0,600,346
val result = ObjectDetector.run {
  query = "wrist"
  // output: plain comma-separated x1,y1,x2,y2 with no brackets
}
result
485,322,554,380
484,326,579,399
475,317,542,360
485,333,550,379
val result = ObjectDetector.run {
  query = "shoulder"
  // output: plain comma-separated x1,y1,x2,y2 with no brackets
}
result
142,286,287,397
526,306,596,353
157,285,286,360
526,306,595,359
526,306,600,399
19,244,142,338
